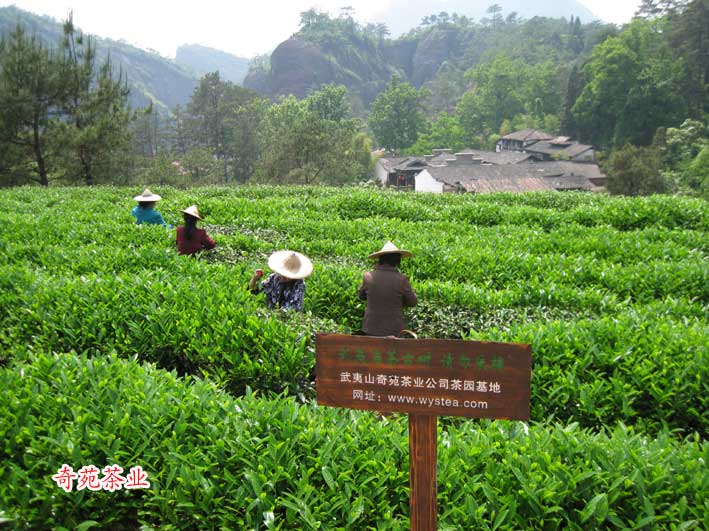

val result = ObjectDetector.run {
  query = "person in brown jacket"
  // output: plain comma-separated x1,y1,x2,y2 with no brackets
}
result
358,241,417,336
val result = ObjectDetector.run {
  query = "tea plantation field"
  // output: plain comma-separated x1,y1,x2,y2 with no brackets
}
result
0,186,707,530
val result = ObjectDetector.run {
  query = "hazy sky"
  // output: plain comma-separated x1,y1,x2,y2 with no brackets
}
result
0,0,643,58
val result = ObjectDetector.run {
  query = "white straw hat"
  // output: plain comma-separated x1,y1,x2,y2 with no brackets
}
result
268,250,313,280
368,241,412,259
133,188,162,202
180,205,203,220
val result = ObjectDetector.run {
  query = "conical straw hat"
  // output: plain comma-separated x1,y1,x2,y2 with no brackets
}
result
268,250,313,280
368,241,412,259
133,188,162,202
180,205,203,220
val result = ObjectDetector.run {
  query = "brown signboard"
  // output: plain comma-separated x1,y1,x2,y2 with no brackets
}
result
316,333,532,420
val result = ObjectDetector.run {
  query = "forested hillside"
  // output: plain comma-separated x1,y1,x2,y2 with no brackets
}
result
0,5,198,109
243,8,613,114
175,44,251,84
0,1,707,196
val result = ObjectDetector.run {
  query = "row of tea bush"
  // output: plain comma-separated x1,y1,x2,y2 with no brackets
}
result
1,352,706,530
1,186,705,434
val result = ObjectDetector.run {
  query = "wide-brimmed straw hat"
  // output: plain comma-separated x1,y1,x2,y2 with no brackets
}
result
133,188,162,202
268,250,313,280
180,205,203,220
368,241,412,259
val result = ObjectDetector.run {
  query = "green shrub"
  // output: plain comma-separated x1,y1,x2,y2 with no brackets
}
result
0,186,706,434
0,353,706,530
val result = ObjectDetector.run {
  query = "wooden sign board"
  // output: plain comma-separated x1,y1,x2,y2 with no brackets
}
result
316,334,532,420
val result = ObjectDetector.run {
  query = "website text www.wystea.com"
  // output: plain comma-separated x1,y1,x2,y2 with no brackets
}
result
385,394,488,409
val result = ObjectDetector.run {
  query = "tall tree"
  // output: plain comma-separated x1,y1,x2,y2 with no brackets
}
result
186,71,263,181
456,55,561,139
369,75,428,151
572,20,685,148
0,25,60,186
254,85,371,184
406,112,468,154
560,63,585,137
53,16,133,185
665,0,709,117
606,144,668,195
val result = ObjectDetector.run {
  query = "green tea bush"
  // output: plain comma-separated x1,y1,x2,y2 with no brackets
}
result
0,186,706,435
1,353,706,530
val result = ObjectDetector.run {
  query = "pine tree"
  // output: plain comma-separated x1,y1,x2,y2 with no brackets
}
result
53,15,133,185
0,25,60,186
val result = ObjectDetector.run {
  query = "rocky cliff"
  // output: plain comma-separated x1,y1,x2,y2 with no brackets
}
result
243,27,462,112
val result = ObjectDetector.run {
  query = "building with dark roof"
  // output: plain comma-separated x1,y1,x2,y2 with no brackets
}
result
374,156,428,187
497,129,554,151
496,129,597,163
415,160,605,194
524,139,596,162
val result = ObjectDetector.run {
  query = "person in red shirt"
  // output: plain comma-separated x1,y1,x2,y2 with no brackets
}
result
176,205,216,256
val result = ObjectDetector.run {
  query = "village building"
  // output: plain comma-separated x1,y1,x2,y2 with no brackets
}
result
415,159,605,194
374,156,428,187
496,129,554,152
523,136,596,162
374,130,606,194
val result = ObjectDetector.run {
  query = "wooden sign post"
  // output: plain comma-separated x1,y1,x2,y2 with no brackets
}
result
316,333,532,531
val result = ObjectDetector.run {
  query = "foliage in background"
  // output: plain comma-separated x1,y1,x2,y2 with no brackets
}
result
456,55,561,141
606,144,667,196
369,75,429,152
254,85,372,184
406,112,469,155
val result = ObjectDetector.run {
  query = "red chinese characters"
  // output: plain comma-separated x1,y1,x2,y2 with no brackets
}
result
52,464,150,492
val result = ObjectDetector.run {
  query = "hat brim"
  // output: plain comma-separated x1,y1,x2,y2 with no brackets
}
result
134,194,161,202
368,249,412,259
268,250,313,280
180,209,202,220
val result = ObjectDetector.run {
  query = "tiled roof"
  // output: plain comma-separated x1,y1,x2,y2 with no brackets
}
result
377,157,408,173
393,157,427,171
459,149,533,165
422,161,604,192
501,129,554,142
525,141,593,158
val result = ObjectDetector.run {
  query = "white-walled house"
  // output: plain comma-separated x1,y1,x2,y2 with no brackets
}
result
414,169,444,193
415,160,606,194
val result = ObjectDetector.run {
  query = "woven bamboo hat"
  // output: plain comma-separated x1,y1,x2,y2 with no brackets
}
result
368,241,412,259
268,250,313,280
133,188,162,202
180,205,203,220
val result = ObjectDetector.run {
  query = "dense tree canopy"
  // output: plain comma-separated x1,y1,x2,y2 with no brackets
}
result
254,85,371,184
369,76,428,151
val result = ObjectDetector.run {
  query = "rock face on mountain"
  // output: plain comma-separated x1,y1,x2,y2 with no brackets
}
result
243,28,463,109
243,36,395,111
270,38,337,99
411,28,459,87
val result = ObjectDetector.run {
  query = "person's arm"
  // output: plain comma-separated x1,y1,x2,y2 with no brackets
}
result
201,231,216,250
154,211,172,228
357,272,369,301
401,276,417,307
249,269,264,293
